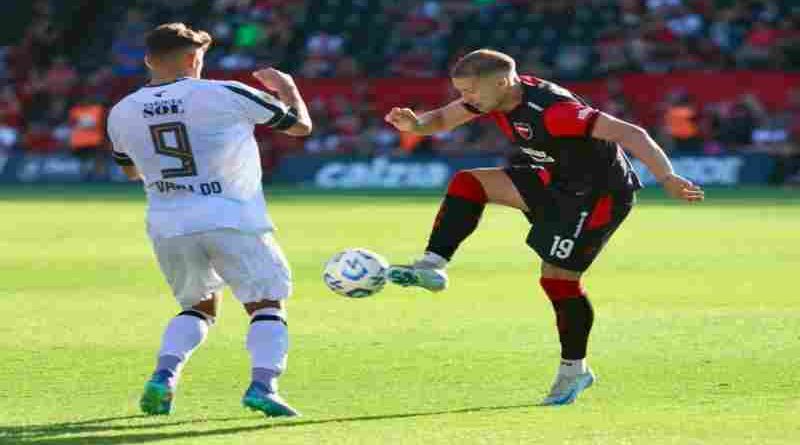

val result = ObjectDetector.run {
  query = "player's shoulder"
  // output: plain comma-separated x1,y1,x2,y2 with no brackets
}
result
211,79,284,110
520,74,587,114
521,74,575,101
205,79,258,95
107,93,139,126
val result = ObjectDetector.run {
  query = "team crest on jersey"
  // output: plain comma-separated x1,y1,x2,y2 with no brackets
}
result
513,122,533,140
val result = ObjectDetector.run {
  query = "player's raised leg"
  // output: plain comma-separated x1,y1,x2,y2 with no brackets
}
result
387,167,528,291
538,263,596,406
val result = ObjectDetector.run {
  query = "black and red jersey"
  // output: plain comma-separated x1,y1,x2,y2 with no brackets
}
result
465,75,642,194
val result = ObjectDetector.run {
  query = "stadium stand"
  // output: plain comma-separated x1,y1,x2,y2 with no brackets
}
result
1,0,799,183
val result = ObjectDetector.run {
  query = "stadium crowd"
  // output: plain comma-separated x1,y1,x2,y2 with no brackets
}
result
1,0,799,183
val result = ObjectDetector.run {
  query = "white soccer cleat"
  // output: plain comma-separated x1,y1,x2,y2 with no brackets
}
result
386,259,448,292
539,369,596,406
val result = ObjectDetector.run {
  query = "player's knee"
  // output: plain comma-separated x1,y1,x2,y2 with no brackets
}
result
178,308,215,326
179,293,219,324
539,277,587,302
244,299,283,316
447,170,487,204
247,301,288,328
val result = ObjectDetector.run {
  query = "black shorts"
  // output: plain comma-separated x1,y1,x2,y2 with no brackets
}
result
504,165,635,272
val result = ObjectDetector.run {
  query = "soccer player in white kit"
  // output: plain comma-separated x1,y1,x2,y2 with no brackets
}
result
106,23,312,417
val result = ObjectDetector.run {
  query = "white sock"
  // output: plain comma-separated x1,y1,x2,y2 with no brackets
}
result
155,313,210,378
422,251,448,269
559,358,587,377
247,307,289,380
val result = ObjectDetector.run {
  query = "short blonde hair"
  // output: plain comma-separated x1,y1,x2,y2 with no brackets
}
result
450,49,516,78
145,23,212,56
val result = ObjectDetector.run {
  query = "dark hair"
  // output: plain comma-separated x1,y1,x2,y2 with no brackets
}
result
145,23,212,56
450,49,515,78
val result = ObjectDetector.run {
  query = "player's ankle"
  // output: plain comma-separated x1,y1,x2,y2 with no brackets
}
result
558,358,587,376
251,367,279,393
422,251,448,269
151,369,179,388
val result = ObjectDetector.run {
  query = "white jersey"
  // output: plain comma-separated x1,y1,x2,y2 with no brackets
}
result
107,77,297,239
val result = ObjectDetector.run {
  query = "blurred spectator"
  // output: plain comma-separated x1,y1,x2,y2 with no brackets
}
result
20,69,51,124
553,42,592,80
0,85,21,129
709,7,747,57
736,19,781,68
43,57,78,97
23,122,59,153
0,85,20,151
300,31,344,77
111,33,147,76
390,45,437,78
0,123,17,150
233,12,268,50
0,0,797,183
717,94,767,149
219,49,257,70
646,0,683,15
68,97,107,179
666,5,704,39
771,88,800,184
22,20,59,70
361,116,400,157
0,47,10,84
111,9,150,75
334,56,362,77
76,68,115,100
663,90,703,152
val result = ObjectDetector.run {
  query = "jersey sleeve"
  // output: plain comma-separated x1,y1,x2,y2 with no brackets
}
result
221,81,299,129
106,110,134,166
542,101,600,138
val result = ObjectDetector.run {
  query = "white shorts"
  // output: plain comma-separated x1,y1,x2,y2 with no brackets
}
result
151,229,292,308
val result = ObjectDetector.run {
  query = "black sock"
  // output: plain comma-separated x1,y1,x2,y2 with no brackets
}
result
425,195,485,261
551,296,594,360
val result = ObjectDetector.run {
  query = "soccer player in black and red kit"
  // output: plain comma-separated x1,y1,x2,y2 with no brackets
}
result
384,49,704,405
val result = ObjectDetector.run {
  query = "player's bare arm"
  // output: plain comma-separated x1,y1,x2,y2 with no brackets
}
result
384,99,478,136
591,112,704,202
121,164,141,181
252,68,312,137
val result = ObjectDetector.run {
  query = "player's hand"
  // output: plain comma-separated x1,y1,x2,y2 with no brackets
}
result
660,173,704,202
384,107,419,132
252,67,296,92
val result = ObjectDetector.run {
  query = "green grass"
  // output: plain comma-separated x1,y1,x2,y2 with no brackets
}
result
1,185,798,444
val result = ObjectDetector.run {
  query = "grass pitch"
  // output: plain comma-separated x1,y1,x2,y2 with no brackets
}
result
0,185,798,444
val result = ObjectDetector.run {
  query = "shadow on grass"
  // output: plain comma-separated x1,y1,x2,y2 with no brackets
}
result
1,403,539,444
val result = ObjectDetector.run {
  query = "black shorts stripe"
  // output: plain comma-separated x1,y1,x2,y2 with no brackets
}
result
224,85,287,126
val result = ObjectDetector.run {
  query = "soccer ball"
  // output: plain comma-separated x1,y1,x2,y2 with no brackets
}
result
323,248,389,298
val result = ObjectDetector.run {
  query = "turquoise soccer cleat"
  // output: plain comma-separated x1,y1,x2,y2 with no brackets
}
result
386,261,448,292
139,371,175,415
539,369,596,406
242,382,301,418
